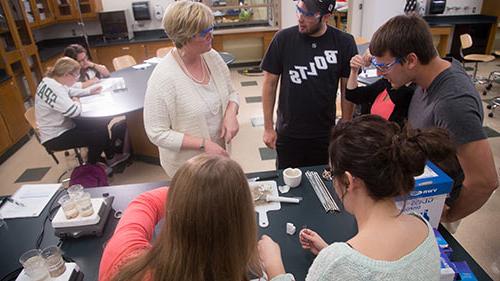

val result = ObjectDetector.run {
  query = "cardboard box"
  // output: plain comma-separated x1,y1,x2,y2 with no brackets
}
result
395,162,453,228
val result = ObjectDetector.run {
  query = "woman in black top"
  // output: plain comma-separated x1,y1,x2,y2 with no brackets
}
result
346,54,415,127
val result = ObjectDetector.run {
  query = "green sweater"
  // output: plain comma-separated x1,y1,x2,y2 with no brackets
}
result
273,216,440,281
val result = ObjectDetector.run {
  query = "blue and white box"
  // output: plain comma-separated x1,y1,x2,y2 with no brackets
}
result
439,251,456,281
395,162,453,228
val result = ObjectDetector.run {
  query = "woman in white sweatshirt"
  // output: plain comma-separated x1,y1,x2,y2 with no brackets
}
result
35,57,122,166
144,0,239,178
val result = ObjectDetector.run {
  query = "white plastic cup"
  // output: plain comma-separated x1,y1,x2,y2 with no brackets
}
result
58,195,79,219
19,249,50,281
41,246,66,277
67,184,84,199
74,192,94,217
283,168,302,188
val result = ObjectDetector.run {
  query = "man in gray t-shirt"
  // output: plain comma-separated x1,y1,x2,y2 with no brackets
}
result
368,15,497,223
408,59,486,145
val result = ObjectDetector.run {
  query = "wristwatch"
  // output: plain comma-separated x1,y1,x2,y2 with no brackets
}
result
199,138,205,151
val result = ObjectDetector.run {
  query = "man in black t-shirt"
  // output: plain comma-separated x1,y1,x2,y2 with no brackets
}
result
261,0,357,169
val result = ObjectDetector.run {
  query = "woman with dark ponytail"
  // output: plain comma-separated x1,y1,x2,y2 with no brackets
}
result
258,115,451,281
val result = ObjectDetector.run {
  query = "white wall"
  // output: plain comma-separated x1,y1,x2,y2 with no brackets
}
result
347,0,363,37
102,0,174,31
360,0,406,41
281,0,297,29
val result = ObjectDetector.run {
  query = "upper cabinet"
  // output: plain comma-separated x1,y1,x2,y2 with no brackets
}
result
0,2,19,57
0,0,42,100
22,0,56,28
6,0,35,48
53,0,102,21
206,0,279,29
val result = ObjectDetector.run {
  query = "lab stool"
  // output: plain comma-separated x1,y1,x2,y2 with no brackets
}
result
486,97,500,117
482,71,500,96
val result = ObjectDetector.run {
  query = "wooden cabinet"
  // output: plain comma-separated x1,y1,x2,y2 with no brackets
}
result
95,43,147,71
21,0,56,28
430,26,452,57
0,79,30,152
41,53,61,70
0,115,13,155
213,30,276,58
0,0,43,100
330,11,347,31
52,0,101,21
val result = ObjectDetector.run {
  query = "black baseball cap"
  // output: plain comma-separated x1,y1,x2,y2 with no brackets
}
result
302,0,336,15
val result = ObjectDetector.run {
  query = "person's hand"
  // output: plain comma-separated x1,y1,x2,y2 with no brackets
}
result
90,85,102,95
362,53,372,67
88,77,99,86
220,110,239,144
84,60,95,69
71,96,80,102
263,128,277,149
82,77,99,89
204,139,229,157
299,228,328,255
258,235,286,280
350,54,372,72
350,55,364,72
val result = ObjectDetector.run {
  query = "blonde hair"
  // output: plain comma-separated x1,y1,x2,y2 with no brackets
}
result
112,154,262,281
45,57,80,78
162,0,214,48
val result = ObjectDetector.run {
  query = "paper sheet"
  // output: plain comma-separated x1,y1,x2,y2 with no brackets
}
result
144,57,163,64
87,77,126,93
0,184,61,219
79,92,115,113
359,68,380,78
132,63,152,70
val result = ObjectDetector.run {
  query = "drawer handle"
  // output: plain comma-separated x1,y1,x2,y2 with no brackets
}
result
122,47,130,50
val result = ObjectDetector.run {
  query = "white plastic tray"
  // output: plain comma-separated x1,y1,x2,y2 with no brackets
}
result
52,198,104,228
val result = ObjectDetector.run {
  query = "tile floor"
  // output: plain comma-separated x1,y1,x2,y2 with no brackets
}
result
1,59,499,279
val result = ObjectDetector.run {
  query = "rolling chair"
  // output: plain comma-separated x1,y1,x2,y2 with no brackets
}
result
486,97,500,118
483,49,500,117
459,33,495,83
112,55,137,71
482,49,500,96
483,70,500,96
156,47,173,58
24,107,84,165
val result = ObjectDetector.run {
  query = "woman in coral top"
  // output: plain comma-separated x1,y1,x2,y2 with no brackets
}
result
99,154,261,281
346,53,415,127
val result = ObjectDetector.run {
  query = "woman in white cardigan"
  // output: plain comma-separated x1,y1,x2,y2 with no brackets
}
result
144,0,239,178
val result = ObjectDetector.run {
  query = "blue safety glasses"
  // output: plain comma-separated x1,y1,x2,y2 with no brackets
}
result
296,5,320,19
371,57,401,73
197,25,214,38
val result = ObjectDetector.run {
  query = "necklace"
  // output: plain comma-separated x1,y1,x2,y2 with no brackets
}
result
174,49,221,115
198,79,222,115
173,49,208,84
